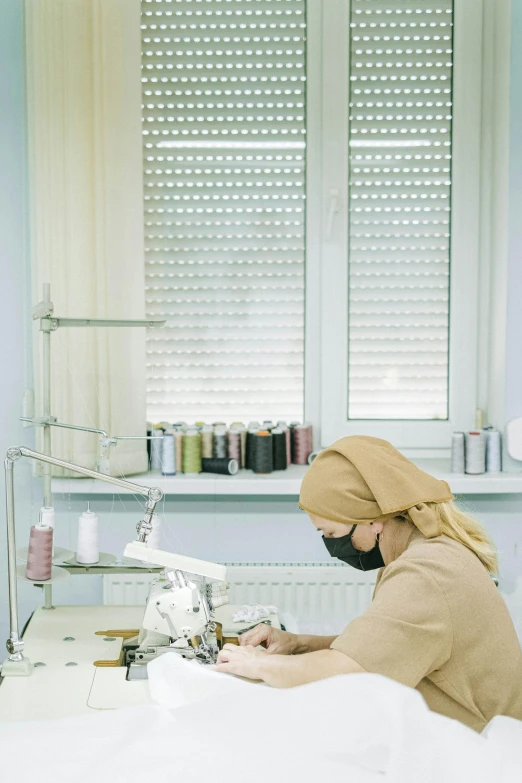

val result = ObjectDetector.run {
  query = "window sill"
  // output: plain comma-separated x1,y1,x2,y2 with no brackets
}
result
51,461,522,497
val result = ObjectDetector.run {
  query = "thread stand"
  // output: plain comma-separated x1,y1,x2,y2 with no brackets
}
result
22,283,166,611
2,446,163,677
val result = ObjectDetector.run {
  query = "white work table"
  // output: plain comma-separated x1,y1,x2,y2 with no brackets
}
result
52,461,522,496
0,606,152,722
0,604,280,722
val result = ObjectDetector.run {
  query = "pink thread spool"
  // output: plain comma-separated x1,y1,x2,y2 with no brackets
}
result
292,423,313,465
25,525,53,581
228,428,241,462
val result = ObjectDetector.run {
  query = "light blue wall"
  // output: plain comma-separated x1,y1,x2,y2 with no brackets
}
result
0,0,37,645
1,0,522,642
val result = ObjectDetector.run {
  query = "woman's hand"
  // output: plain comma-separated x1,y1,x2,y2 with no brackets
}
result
238,624,297,655
215,644,269,681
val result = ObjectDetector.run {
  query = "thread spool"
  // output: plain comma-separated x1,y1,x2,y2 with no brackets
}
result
289,421,299,462
174,427,184,473
150,427,164,471
228,428,242,462
25,524,53,581
272,428,288,471
252,431,273,474
484,428,502,472
262,420,275,432
76,504,99,565
201,425,214,459
293,423,313,465
239,426,247,468
451,432,465,473
214,426,227,459
202,458,239,476
161,433,176,476
465,432,486,475
183,429,202,473
40,506,55,555
146,426,152,465
245,428,259,470
307,451,321,465
230,422,247,468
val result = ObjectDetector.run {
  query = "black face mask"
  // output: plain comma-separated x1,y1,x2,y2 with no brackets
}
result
322,525,385,571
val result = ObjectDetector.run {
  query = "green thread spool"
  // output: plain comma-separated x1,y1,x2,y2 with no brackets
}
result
182,429,202,473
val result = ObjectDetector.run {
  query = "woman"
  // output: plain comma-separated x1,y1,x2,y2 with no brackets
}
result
216,436,522,731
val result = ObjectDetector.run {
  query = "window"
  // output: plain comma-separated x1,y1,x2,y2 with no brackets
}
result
314,0,484,451
141,0,306,424
347,0,453,421
141,0,495,453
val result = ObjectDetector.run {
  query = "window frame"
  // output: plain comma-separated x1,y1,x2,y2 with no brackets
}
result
305,0,507,456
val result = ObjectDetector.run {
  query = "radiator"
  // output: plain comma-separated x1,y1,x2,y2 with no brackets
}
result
103,564,376,635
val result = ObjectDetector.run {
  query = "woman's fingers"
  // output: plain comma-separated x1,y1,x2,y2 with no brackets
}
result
215,644,265,680
239,624,272,648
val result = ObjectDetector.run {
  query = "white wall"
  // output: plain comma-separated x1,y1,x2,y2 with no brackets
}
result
1,0,522,643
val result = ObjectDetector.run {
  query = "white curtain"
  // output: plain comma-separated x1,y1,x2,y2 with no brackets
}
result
25,0,148,476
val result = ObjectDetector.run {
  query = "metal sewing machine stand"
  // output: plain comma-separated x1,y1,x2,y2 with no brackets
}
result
2,446,164,677
22,284,165,611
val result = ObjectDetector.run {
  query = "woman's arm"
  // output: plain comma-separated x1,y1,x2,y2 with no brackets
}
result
239,624,336,654
215,644,366,687
293,635,338,653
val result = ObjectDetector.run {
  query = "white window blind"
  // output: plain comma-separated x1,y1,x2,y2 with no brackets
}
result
347,0,453,420
141,0,306,424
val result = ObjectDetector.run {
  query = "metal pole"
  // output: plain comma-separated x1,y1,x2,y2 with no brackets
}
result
5,460,21,655
41,284,52,508
18,447,161,497
41,284,53,609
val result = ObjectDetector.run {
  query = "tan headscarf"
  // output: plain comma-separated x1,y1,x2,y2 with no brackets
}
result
299,436,453,538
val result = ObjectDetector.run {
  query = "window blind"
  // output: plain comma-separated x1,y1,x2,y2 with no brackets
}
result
348,0,453,420
141,0,306,424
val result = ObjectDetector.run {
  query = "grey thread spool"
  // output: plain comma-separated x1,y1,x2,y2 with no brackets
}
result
272,428,288,470
289,421,299,462
26,525,53,581
252,431,273,474
451,432,465,473
161,432,176,476
214,426,227,459
150,427,164,471
484,428,502,472
201,458,239,476
465,431,486,474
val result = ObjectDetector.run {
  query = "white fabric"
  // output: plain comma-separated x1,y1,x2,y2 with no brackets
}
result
232,605,279,623
25,0,148,476
0,657,521,782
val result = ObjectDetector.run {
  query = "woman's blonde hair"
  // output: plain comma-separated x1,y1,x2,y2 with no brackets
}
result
414,500,498,574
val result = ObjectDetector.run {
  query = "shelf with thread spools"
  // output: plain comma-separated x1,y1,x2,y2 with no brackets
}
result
52,460,522,497
147,420,314,478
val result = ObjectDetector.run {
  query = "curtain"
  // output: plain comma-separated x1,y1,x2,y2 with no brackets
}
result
25,0,148,476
